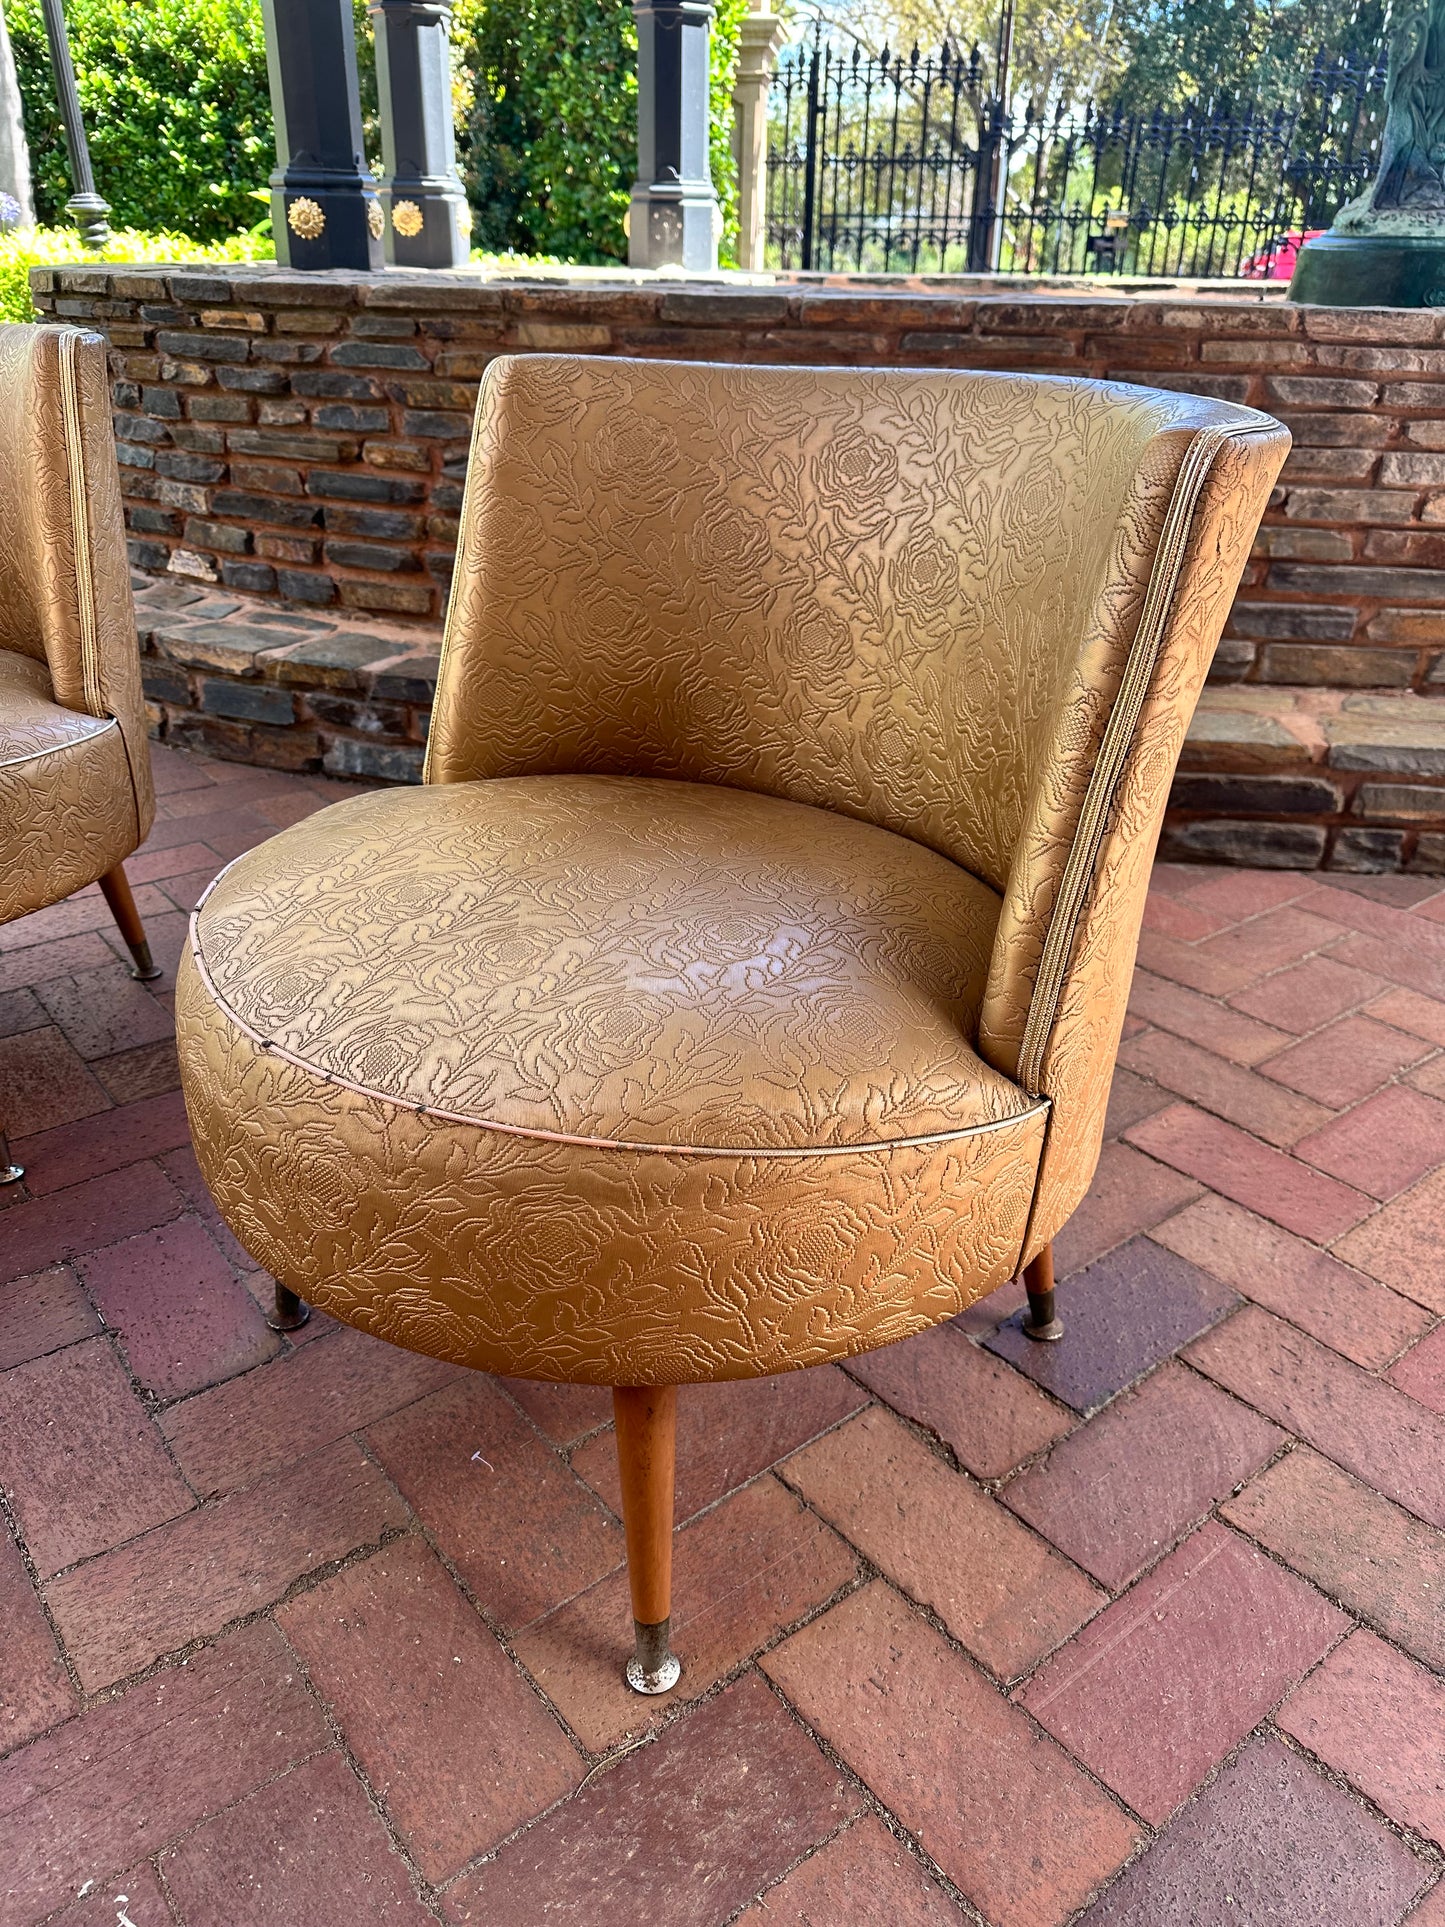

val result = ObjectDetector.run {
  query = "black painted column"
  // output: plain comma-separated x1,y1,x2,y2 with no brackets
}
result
371,0,470,266
262,0,383,270
629,0,718,271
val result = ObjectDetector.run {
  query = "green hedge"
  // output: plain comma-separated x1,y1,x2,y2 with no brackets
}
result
8,0,308,239
453,0,748,264
8,0,745,262
0,225,273,322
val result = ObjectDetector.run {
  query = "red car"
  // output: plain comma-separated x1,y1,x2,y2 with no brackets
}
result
1240,229,1325,279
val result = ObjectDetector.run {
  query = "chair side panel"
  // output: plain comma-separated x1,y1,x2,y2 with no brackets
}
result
1016,425,1291,1259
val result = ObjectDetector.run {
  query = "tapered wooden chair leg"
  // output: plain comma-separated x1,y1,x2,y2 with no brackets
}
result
1022,1243,1064,1342
0,1128,22,1184
268,1281,311,1332
613,1384,681,1695
99,865,162,980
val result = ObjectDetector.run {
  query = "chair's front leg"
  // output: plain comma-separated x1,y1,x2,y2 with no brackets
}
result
613,1383,681,1695
1,1127,22,1184
1022,1243,1065,1342
98,865,162,980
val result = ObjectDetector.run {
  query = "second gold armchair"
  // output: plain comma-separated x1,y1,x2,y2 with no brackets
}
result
0,324,160,1181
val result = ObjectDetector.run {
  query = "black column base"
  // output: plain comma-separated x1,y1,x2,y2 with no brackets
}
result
382,185,471,268
272,184,385,272
628,187,718,271
1289,232,1445,309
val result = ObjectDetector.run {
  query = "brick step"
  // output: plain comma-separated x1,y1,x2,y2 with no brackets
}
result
133,577,440,783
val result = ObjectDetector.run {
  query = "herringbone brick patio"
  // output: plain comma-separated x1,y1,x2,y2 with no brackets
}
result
2,744,1443,1926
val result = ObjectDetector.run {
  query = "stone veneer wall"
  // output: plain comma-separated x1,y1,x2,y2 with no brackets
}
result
28,261,1445,869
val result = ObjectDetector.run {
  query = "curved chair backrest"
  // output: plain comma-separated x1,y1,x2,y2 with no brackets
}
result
0,322,153,827
429,355,1288,1252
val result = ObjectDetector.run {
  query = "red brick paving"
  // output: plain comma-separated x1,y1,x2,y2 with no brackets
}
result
47,1438,407,1691
1020,1522,1346,1824
0,1526,73,1754
781,1406,1103,1679
77,1215,277,1398
277,1538,581,1880
985,1234,1237,1413
762,1582,1141,1927
1187,1306,1445,1526
446,1674,862,1927
1221,1450,1445,1672
1276,1629,1445,1848
0,749,1443,1923
569,1366,867,1524
1390,1322,1445,1412
160,1749,435,1926
736,1813,965,1924
1001,1361,1283,1591
365,1372,625,1632
1079,1737,1433,1925
1125,1102,1375,1239
513,1476,856,1752
1295,1083,1445,1200
0,1338,192,1576
1152,1192,1432,1369
1338,1166,1445,1312
845,1316,1073,1479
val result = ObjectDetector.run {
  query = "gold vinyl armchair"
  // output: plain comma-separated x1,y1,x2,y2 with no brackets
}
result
177,356,1288,1694
1,324,159,1184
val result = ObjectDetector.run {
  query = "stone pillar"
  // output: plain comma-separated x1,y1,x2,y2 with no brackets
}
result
39,0,106,245
262,0,383,271
371,0,470,267
731,1,785,272
0,1,34,227
629,0,718,272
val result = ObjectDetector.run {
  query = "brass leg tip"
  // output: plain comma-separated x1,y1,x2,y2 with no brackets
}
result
1023,1314,1065,1343
1,1163,24,1185
267,1285,311,1333
625,1619,681,1696
127,943,162,982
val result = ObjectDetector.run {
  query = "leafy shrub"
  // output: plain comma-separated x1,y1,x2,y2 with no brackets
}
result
453,0,748,264
0,224,274,322
0,225,563,324
7,0,378,241
8,0,744,263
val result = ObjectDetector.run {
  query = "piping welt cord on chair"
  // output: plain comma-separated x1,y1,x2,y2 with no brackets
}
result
0,324,161,1187
176,355,1289,1694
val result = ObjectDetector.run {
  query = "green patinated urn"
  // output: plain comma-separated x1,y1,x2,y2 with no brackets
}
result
1291,0,1445,307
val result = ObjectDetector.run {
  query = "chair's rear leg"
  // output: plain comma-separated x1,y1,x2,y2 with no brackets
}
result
613,1383,681,1694
1,1128,22,1184
268,1282,311,1332
99,865,162,980
1022,1243,1065,1342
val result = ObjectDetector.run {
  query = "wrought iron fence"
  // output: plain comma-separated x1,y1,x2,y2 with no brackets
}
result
766,39,1387,277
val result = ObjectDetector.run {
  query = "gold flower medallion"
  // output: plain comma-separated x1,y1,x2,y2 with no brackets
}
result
287,196,325,240
392,199,425,238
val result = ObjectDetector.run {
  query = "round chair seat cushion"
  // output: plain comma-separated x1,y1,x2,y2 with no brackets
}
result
176,776,1048,1383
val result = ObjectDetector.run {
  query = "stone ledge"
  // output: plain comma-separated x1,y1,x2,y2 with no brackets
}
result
1168,687,1445,871
134,576,1445,874
134,578,437,781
